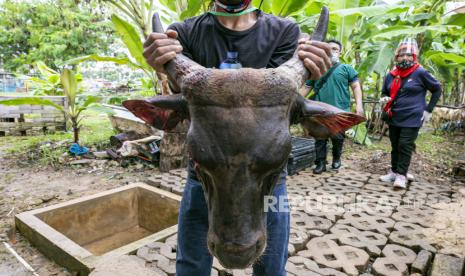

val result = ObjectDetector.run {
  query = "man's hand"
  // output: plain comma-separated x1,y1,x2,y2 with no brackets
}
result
143,30,183,74
355,105,364,116
297,39,332,80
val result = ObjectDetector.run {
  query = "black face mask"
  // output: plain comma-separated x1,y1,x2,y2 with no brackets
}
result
396,60,415,69
219,0,243,4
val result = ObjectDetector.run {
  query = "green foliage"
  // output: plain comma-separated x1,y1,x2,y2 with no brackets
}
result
136,77,157,97
60,68,114,142
73,1,160,95
0,97,65,111
111,14,151,71
66,54,140,69
0,66,114,143
67,0,465,105
25,62,83,96
285,0,465,103
2,109,115,166
446,13,465,26
372,25,452,40
349,124,372,146
424,51,465,67
358,43,394,75
0,0,114,72
181,0,206,20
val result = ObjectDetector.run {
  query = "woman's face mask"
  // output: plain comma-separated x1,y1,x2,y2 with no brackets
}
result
396,53,415,69
396,60,415,69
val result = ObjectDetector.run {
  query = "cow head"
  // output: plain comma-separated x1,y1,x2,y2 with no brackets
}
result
123,7,365,269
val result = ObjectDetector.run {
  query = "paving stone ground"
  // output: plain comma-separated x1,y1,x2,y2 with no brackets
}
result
134,168,463,275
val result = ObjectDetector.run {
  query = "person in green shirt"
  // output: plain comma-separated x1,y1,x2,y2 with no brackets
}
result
301,39,364,174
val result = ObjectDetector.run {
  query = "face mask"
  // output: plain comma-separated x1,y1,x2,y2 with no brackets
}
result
209,7,257,17
331,52,339,64
396,59,415,69
212,0,252,14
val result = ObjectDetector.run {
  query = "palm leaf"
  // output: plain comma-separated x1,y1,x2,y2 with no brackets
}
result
0,97,64,112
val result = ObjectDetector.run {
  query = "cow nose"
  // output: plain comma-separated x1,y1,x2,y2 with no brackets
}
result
208,233,266,269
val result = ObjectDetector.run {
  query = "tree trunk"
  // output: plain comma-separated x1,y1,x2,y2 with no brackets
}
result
375,72,381,99
159,120,188,172
453,68,460,106
459,69,465,105
441,81,447,105
73,126,79,144
354,48,364,91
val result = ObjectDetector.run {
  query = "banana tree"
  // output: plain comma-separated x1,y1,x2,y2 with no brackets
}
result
69,0,186,95
103,0,181,37
67,13,161,92
25,61,83,96
0,69,114,143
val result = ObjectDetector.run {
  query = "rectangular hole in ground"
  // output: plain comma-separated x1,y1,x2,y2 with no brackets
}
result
35,187,179,255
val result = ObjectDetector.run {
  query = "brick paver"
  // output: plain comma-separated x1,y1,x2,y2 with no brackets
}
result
326,224,388,256
389,222,437,252
298,237,369,275
133,168,461,275
338,212,395,235
372,244,416,276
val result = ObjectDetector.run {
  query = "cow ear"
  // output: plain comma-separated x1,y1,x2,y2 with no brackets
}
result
293,95,366,139
123,94,188,131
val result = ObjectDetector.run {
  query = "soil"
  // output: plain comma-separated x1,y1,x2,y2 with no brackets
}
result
0,132,464,275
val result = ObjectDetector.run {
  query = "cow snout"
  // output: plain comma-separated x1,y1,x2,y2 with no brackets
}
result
207,232,266,269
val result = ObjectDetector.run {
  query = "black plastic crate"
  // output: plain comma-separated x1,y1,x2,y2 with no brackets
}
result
287,137,315,175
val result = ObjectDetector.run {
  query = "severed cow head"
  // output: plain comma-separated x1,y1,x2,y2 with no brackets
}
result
123,7,365,269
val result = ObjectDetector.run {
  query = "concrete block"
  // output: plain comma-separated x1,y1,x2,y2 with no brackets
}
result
391,206,438,228
430,254,464,276
290,211,333,233
372,244,416,276
389,222,437,253
411,250,433,275
90,255,158,276
338,212,395,235
299,237,369,275
286,256,346,276
15,183,180,275
327,224,387,256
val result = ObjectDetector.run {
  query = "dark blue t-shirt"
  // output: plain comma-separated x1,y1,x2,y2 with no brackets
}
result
168,11,300,69
382,67,441,128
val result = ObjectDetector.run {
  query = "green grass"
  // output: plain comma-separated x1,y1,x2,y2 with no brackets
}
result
362,132,449,154
1,110,116,166
415,132,447,155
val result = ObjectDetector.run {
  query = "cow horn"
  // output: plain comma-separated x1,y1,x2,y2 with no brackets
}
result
151,12,205,91
277,6,330,87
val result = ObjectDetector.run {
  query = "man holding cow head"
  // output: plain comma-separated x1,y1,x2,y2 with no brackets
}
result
143,0,332,275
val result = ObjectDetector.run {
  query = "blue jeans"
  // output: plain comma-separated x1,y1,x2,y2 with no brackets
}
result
176,171,289,276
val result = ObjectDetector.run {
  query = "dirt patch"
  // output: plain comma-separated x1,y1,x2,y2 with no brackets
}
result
345,132,465,185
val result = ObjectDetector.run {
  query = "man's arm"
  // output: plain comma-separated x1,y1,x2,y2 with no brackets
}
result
350,80,364,116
